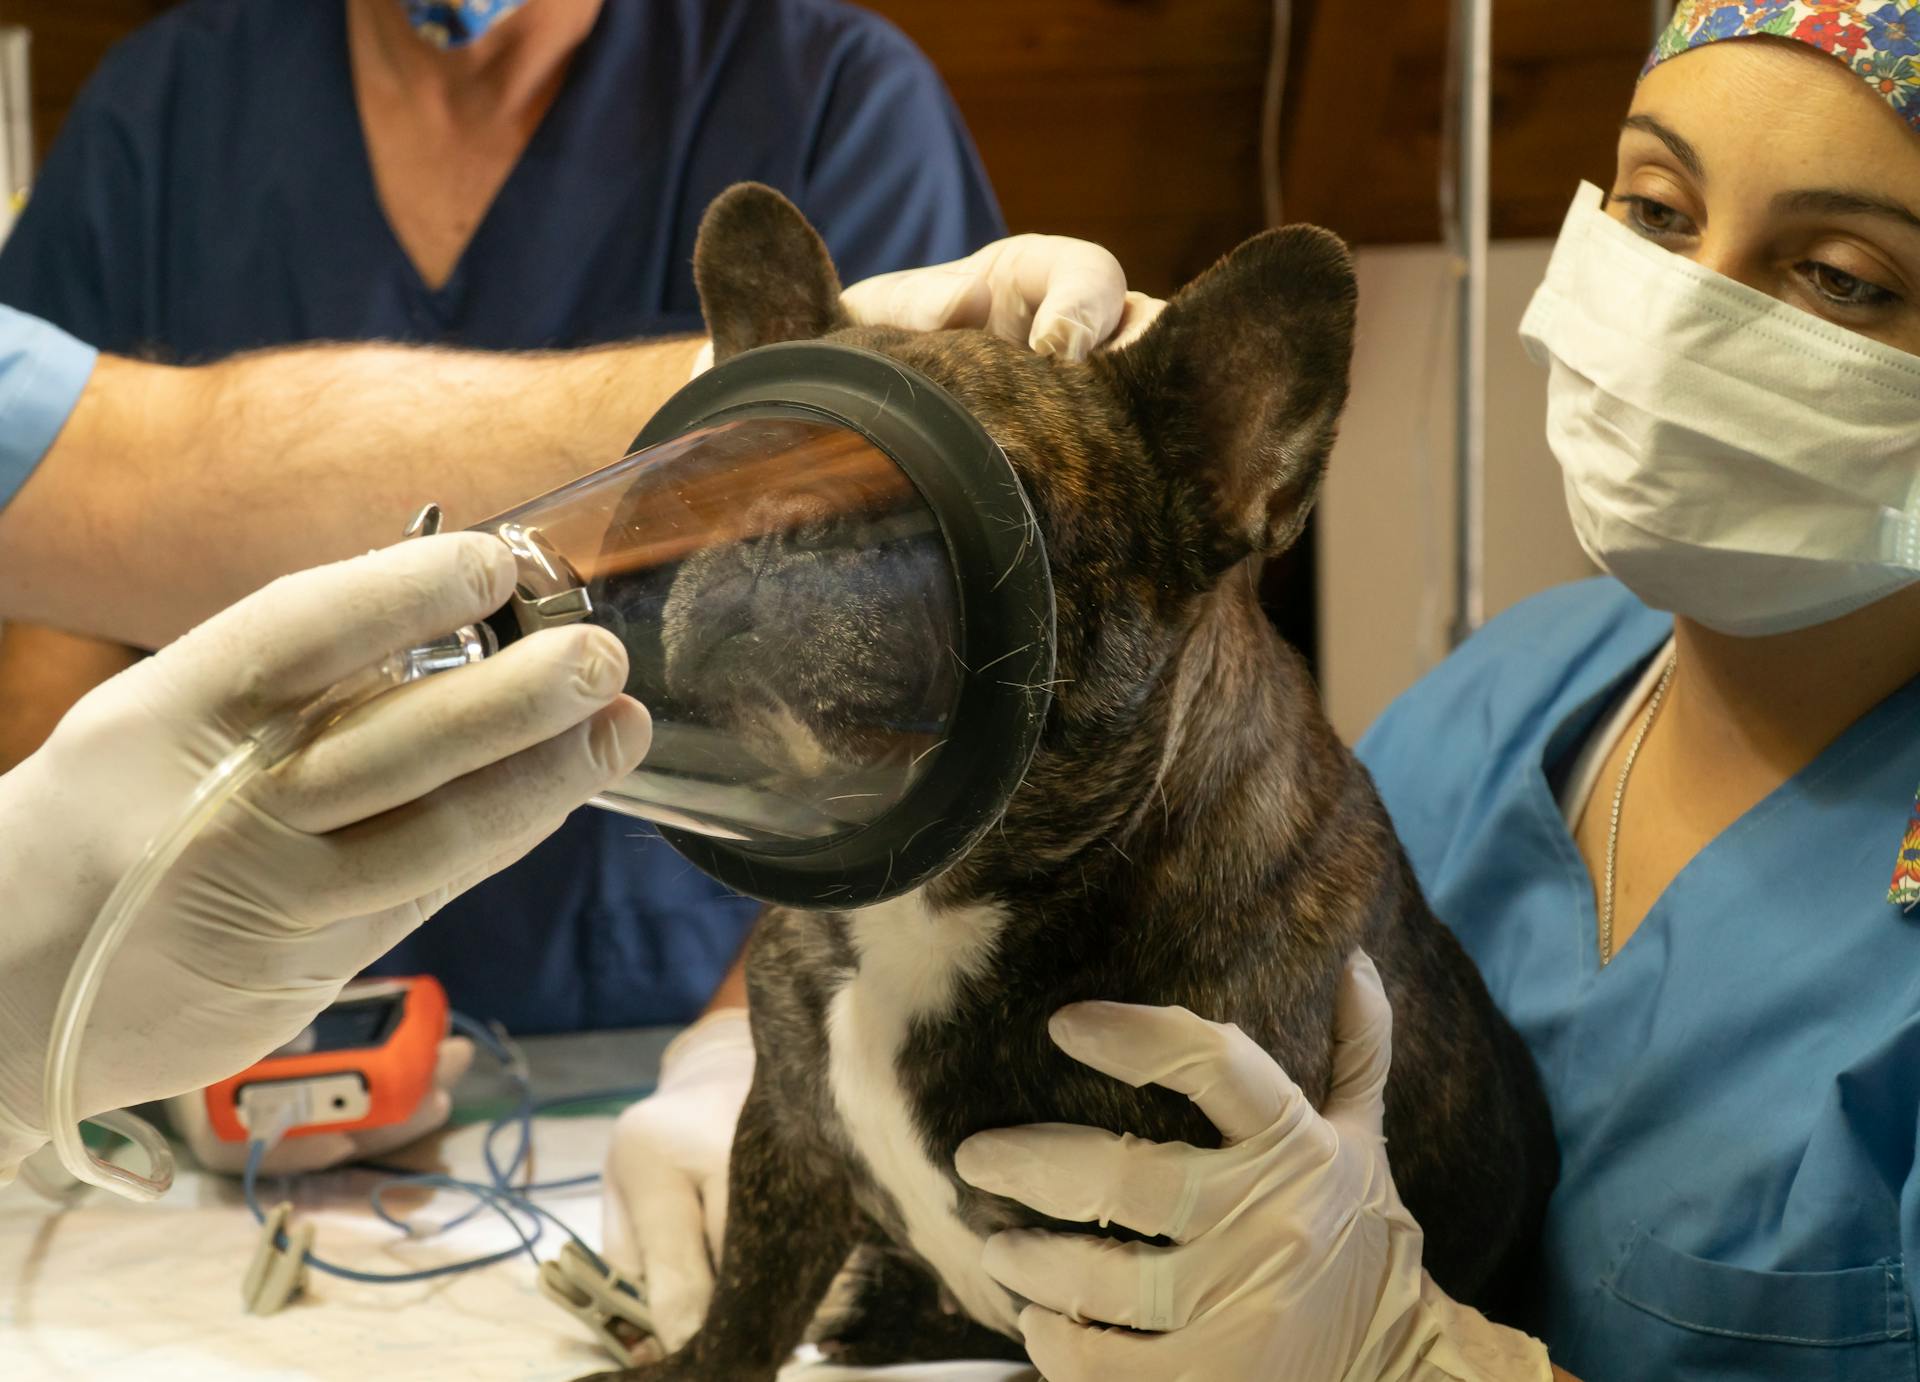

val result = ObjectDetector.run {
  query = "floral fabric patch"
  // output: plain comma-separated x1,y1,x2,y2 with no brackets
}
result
1891,784,1920,909
1647,0,1920,134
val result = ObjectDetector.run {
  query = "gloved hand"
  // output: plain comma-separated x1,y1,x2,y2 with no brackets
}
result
840,235,1164,360
0,534,652,1178
164,1034,476,1176
953,954,1553,1382
602,1007,755,1354
687,235,1163,376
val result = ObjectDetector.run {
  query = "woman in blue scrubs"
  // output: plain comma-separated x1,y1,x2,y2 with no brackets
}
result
950,5,1920,1378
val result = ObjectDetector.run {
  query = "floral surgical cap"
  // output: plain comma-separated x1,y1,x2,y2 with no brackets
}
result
1647,0,1920,133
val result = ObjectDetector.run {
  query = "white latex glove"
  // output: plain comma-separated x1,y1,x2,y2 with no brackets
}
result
0,534,652,1179
164,1034,476,1176
686,236,1163,376
840,235,1165,361
953,954,1552,1382
602,1007,755,1354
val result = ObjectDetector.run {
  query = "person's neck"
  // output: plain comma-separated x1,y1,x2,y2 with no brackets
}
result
1667,582,1920,781
348,0,603,128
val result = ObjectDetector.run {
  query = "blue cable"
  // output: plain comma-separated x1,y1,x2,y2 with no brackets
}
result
238,1010,655,1286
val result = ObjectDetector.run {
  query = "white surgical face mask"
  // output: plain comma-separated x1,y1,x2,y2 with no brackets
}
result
1519,181,1920,637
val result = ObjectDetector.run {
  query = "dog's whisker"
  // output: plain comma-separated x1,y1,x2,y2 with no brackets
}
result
899,818,941,855
970,642,1035,675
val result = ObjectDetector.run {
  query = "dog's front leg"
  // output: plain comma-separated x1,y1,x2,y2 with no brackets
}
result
576,1077,860,1382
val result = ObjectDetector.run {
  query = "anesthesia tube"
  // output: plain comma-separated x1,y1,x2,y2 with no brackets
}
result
42,630,489,1199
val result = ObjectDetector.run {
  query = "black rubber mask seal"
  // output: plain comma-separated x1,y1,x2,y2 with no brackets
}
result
623,340,1056,910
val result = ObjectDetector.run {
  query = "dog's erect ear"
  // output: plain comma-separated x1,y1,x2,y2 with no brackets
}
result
1101,225,1357,564
694,183,849,363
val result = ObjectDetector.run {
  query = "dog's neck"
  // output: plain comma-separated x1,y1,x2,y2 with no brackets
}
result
931,563,1341,914
1143,569,1339,866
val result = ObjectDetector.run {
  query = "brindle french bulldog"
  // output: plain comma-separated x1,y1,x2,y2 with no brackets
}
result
581,184,1556,1381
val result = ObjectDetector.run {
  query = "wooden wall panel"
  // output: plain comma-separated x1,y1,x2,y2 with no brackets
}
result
1281,0,1655,244
863,0,1272,294
0,0,175,172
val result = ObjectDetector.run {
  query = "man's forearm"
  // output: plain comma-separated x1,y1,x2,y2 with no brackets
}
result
0,334,703,645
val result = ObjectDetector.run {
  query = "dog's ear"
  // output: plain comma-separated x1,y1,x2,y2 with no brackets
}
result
694,183,848,363
1101,225,1356,564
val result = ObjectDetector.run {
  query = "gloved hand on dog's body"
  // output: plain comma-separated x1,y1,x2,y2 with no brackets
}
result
603,953,1552,1381
955,952,1551,1382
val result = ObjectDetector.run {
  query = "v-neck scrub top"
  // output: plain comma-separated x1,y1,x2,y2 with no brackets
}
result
1357,577,1920,1381
0,0,1005,1034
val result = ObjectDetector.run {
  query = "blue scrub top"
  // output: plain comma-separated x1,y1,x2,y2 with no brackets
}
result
0,0,1004,1034
0,306,96,508
1358,578,1920,1381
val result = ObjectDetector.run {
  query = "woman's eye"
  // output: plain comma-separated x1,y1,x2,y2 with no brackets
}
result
1618,194,1695,240
1800,260,1900,309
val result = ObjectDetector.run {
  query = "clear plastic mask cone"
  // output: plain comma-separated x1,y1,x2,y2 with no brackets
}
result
469,342,1053,908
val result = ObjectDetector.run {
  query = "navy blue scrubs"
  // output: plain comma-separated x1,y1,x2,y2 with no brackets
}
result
0,0,1004,1033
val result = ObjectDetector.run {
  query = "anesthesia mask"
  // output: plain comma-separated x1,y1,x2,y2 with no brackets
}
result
463,341,1056,905
48,341,1054,1197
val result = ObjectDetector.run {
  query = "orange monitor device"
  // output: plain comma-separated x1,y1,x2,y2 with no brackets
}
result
200,975,449,1144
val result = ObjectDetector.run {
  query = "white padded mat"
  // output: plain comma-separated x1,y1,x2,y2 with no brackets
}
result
0,1114,1031,1381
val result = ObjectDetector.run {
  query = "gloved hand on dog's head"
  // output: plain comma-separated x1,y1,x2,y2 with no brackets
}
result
841,234,1162,360
689,234,1162,378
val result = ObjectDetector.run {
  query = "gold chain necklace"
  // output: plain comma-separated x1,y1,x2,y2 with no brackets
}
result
1601,656,1677,967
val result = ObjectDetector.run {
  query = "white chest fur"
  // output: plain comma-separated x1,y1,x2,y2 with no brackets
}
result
825,891,1019,1336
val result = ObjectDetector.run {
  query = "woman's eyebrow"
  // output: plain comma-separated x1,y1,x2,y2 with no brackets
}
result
1621,114,1706,182
1774,187,1920,234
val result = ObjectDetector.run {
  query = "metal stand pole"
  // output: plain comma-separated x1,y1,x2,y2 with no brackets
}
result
1450,0,1490,645
0,28,30,245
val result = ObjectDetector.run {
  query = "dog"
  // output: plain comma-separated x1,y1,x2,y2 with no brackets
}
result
581,183,1557,1380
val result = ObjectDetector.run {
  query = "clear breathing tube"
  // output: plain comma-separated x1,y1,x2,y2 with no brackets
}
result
42,527,495,1199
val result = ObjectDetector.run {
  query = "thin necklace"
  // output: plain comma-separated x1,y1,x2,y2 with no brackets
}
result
1601,655,1677,967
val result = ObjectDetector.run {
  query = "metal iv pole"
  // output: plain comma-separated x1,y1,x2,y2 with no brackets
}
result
1448,1,1677,646
1448,0,1491,645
